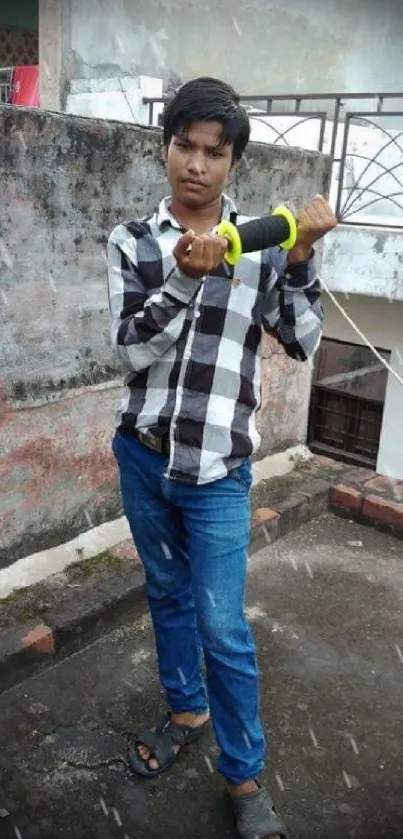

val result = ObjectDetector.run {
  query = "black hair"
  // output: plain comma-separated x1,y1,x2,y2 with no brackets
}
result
163,77,250,161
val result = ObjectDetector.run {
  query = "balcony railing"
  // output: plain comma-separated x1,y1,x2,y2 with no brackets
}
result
143,91,403,229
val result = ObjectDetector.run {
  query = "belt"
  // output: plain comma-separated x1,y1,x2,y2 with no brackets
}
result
129,427,170,456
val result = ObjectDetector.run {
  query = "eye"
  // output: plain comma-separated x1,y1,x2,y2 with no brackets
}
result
175,140,190,151
209,149,224,158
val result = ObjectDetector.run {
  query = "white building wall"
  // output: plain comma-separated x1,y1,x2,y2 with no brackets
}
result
61,0,403,96
65,75,164,126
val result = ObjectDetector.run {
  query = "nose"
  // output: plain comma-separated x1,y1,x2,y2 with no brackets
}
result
187,150,206,176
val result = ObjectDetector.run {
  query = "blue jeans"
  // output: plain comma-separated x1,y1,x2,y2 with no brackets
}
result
112,429,266,784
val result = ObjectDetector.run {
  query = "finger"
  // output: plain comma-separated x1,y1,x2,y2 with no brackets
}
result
309,198,337,228
296,207,309,227
182,228,196,244
313,194,332,210
179,238,204,271
305,204,325,227
217,235,229,254
204,235,228,269
183,229,196,255
187,236,204,263
206,233,228,255
176,228,196,257
195,233,225,258
305,199,329,227
197,232,223,246
296,207,325,242
311,195,335,221
199,237,216,271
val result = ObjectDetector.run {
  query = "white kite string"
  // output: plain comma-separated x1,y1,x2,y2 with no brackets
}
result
317,273,403,387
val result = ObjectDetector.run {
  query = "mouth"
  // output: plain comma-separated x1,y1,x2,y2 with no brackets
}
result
182,178,206,189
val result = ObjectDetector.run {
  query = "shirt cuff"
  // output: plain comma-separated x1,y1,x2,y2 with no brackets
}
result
164,268,204,304
283,249,316,290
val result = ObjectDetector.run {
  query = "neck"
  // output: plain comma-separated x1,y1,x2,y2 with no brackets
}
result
169,195,223,234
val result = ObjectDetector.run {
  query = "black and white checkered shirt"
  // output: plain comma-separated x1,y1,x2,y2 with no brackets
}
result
107,195,323,485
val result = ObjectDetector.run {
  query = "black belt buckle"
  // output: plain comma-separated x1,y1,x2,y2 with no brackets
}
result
137,429,169,456
141,432,161,453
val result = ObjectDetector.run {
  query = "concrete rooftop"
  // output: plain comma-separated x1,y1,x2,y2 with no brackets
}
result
1,513,403,838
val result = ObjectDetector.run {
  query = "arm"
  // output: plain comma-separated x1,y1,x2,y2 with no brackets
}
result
262,248,323,361
262,194,337,361
107,224,203,373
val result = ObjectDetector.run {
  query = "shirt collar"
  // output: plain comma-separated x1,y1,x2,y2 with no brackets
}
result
156,193,237,230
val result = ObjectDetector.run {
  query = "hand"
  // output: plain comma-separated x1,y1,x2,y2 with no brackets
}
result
173,229,228,280
288,194,338,264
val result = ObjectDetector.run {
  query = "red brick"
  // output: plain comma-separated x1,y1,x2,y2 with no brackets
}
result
330,484,362,512
363,475,403,500
362,494,403,529
253,508,280,526
20,624,55,654
110,539,139,562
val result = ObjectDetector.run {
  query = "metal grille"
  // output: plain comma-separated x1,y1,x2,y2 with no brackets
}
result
337,111,403,228
142,91,403,228
0,66,12,103
308,385,384,468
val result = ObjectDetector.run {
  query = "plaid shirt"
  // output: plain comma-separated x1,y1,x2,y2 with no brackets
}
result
107,195,323,485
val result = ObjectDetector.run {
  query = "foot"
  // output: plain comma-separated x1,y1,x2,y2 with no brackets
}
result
226,780,281,839
137,710,210,771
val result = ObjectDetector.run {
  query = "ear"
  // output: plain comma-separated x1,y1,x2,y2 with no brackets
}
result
162,145,168,164
230,157,240,172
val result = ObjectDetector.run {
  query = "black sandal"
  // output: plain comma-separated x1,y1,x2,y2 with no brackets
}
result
226,780,288,839
127,713,210,778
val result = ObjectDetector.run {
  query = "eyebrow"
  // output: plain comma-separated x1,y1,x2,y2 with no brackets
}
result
174,133,226,152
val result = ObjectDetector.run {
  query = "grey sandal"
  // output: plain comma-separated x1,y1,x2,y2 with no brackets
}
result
127,713,209,778
226,780,288,839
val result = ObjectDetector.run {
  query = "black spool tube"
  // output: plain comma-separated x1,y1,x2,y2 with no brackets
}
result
216,206,297,264
237,215,291,253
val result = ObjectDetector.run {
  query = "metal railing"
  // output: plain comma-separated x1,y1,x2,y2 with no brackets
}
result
143,91,403,228
0,67,13,104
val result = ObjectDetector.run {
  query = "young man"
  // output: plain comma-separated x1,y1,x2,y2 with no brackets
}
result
107,77,337,838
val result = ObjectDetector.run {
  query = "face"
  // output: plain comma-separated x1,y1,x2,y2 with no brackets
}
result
165,120,236,209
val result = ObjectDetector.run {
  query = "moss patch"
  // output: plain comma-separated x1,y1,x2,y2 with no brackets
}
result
0,549,124,627
66,550,123,581
0,585,54,627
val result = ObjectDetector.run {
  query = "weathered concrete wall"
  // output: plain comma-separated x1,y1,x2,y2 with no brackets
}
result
0,104,330,567
45,0,403,110
39,0,62,112
322,226,403,300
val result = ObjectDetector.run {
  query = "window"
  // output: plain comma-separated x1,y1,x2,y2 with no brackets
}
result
308,338,390,467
